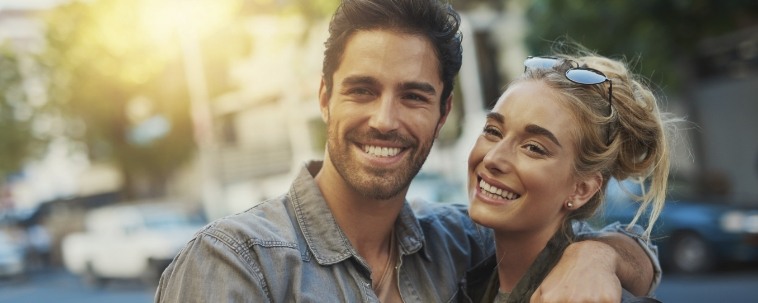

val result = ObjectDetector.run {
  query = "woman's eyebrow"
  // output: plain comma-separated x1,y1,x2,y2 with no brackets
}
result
525,124,562,147
486,112,561,147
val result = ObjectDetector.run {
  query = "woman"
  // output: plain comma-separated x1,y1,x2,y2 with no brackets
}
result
464,53,675,302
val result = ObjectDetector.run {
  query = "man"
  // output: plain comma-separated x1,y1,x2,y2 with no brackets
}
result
155,0,659,302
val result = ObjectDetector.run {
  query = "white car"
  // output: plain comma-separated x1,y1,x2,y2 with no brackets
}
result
61,202,204,286
0,230,26,279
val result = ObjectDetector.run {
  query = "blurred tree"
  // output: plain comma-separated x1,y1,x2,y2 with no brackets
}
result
0,47,42,182
239,0,338,43
525,0,758,90
40,0,250,198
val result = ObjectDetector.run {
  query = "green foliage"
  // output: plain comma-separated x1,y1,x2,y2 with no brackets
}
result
0,48,41,177
241,0,339,18
525,0,758,91
40,0,251,197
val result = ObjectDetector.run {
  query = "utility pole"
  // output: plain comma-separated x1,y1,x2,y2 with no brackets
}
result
175,7,226,220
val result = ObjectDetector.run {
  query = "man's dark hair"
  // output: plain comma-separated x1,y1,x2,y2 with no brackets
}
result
322,0,462,115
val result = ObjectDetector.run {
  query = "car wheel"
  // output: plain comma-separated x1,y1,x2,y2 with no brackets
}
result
83,262,106,287
141,259,163,286
666,231,713,274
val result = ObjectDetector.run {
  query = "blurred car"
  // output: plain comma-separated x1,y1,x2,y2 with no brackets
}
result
0,230,26,279
61,202,205,286
407,172,468,204
594,179,758,274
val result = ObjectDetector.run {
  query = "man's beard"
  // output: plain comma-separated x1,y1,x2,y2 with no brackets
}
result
327,126,432,200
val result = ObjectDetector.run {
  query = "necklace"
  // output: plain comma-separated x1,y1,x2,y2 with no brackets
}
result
372,230,396,291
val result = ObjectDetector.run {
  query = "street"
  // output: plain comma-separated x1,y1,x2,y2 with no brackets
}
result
0,269,153,303
655,266,758,302
2,265,758,302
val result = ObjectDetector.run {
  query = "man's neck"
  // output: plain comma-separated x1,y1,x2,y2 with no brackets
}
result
313,159,405,260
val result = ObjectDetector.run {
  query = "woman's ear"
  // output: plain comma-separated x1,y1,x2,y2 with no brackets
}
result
569,172,603,209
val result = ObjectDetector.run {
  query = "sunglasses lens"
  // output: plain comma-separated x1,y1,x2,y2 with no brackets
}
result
524,57,559,70
566,69,607,85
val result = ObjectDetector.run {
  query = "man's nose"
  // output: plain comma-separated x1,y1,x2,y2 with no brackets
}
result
368,95,400,133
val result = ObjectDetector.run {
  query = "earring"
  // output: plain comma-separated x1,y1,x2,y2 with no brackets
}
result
566,201,574,209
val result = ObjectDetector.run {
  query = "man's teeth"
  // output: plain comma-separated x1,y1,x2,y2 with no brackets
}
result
479,179,520,200
364,145,400,157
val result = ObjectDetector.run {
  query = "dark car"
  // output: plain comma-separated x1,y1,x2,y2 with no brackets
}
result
593,179,758,274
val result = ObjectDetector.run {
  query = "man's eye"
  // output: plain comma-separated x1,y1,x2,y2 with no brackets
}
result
349,88,373,95
403,93,428,102
482,125,502,138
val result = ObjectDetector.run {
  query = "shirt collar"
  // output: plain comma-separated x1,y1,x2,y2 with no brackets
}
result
290,160,428,265
395,201,429,259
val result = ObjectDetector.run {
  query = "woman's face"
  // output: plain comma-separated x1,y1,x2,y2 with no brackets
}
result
467,80,582,236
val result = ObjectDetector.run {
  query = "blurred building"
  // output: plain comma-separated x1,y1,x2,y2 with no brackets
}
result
202,15,327,216
194,3,533,218
692,25,758,204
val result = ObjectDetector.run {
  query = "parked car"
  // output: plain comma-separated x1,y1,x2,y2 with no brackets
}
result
594,179,758,274
61,202,205,286
0,230,26,280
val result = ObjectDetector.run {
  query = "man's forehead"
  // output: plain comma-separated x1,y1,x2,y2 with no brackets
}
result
334,30,443,87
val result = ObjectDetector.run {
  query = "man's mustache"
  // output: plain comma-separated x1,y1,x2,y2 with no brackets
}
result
346,128,416,147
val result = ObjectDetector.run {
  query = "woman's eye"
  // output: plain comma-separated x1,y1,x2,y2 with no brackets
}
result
524,143,548,156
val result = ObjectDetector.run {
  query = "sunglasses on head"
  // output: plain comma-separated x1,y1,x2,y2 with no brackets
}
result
524,56,613,110
524,56,615,143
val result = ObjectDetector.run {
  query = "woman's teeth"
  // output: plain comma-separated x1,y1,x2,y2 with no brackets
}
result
479,179,520,200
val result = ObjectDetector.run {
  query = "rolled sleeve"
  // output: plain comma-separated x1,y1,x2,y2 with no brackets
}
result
572,221,662,295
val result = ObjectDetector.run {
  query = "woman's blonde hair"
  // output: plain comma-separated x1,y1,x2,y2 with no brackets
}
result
517,49,678,239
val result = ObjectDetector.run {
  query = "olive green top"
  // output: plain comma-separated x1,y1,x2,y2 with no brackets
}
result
466,226,573,303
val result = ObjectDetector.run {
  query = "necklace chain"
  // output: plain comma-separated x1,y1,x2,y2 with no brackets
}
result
372,230,396,291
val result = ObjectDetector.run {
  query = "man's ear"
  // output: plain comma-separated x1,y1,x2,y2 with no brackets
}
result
434,94,453,138
318,77,330,123
569,172,602,209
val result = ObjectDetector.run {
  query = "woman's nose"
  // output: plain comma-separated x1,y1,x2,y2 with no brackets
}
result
482,141,513,175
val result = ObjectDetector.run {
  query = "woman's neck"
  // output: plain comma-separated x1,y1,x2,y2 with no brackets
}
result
493,227,558,292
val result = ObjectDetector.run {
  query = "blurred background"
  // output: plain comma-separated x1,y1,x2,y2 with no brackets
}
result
0,0,757,302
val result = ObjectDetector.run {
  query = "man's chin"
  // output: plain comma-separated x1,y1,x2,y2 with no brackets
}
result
349,175,409,200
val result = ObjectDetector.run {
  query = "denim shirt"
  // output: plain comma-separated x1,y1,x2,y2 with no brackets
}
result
155,161,661,302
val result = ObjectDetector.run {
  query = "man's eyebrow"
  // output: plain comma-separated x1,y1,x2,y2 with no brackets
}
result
341,75,379,87
399,81,437,95
486,112,505,124
525,124,562,147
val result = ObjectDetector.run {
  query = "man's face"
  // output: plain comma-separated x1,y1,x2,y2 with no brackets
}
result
319,30,449,200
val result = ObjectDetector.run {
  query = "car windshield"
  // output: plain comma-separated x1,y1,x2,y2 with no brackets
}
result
140,209,204,230
607,177,731,205
0,233,20,255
